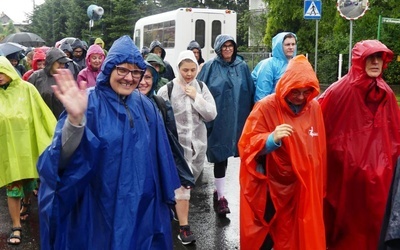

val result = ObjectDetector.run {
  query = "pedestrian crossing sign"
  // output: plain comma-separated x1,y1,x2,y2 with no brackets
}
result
304,0,322,20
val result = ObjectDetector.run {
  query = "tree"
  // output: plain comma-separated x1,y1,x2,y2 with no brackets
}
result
261,0,400,85
5,21,16,36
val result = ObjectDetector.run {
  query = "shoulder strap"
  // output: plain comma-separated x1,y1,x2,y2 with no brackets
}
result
198,80,204,91
167,81,173,100
153,95,167,122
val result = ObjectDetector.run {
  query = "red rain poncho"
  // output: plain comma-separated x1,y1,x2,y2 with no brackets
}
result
239,55,327,250
318,40,400,250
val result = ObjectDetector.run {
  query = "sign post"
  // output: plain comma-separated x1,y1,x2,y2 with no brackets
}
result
377,15,400,40
304,0,322,73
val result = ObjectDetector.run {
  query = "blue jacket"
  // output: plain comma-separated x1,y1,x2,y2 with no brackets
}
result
197,34,254,163
37,35,180,250
252,32,297,102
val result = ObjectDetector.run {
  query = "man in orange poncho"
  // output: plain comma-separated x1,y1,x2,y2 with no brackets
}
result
318,40,400,250
238,55,326,250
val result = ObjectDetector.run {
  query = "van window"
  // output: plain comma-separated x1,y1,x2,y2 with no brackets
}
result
134,29,140,47
211,20,221,49
163,21,175,48
195,20,205,48
143,20,176,49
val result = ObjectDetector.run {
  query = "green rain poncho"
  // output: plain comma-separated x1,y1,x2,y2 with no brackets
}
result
0,56,56,187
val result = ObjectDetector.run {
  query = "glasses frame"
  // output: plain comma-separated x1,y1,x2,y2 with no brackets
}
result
115,66,145,79
290,89,314,98
221,44,234,51
142,74,153,83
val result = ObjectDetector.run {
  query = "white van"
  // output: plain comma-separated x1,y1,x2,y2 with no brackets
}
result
133,8,237,72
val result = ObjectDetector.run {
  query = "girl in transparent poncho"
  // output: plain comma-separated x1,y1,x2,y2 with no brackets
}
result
157,50,217,244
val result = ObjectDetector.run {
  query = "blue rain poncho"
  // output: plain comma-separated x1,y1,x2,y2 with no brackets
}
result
252,32,297,102
197,34,254,163
37,36,180,250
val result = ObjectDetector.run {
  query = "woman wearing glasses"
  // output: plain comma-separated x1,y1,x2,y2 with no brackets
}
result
37,35,180,250
197,34,254,217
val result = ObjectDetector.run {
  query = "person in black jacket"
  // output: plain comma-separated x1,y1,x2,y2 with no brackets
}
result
6,52,26,76
138,62,196,245
28,48,72,119
71,38,87,69
149,40,175,81
187,40,205,73
59,41,82,80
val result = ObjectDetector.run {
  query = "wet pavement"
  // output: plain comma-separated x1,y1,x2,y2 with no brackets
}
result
0,157,241,250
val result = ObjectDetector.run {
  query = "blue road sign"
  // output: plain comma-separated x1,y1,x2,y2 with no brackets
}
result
304,0,322,20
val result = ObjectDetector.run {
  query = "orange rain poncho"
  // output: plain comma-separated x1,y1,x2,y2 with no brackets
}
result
238,55,326,250
318,40,400,250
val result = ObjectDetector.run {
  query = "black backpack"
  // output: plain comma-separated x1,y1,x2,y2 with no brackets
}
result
153,95,168,122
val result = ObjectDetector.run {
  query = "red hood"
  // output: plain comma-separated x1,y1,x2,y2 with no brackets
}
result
32,50,46,71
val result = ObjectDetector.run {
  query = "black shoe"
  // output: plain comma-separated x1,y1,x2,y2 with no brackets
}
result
177,225,196,245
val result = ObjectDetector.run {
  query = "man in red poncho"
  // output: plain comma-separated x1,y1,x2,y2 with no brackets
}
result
238,55,327,250
318,40,400,250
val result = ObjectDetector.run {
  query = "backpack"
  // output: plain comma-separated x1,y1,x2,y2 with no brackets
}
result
166,80,204,100
153,95,168,122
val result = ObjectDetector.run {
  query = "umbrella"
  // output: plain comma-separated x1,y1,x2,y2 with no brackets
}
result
1,32,46,47
57,37,77,47
0,42,27,57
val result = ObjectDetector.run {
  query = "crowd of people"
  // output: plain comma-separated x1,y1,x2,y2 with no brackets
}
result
0,32,399,250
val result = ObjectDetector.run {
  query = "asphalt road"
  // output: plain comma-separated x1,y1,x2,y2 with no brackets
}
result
0,157,241,250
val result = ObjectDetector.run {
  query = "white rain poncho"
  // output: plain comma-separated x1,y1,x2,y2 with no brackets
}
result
157,51,217,180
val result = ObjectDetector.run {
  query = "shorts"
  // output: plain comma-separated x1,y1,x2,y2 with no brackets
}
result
6,179,37,198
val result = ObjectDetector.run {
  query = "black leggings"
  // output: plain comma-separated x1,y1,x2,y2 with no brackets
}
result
260,190,275,249
213,159,228,178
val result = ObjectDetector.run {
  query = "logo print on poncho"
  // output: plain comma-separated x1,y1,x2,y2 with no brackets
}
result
308,127,318,137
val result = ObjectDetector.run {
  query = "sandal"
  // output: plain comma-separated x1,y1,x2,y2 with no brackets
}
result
20,199,31,221
33,187,39,197
7,227,22,245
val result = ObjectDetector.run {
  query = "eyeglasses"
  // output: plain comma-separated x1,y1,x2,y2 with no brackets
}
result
142,75,153,82
222,44,234,50
290,89,313,97
115,66,144,79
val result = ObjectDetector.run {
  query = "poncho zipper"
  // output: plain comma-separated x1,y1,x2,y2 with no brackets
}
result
122,100,134,128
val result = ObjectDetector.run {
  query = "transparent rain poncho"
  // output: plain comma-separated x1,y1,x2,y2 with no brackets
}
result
157,51,217,180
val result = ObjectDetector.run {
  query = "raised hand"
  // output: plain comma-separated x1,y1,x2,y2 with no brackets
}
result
273,124,294,143
52,69,88,126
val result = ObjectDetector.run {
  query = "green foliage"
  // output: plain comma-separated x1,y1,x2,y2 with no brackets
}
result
261,0,400,85
238,9,268,51
0,20,18,41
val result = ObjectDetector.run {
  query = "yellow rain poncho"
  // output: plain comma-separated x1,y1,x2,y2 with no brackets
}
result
0,56,56,187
